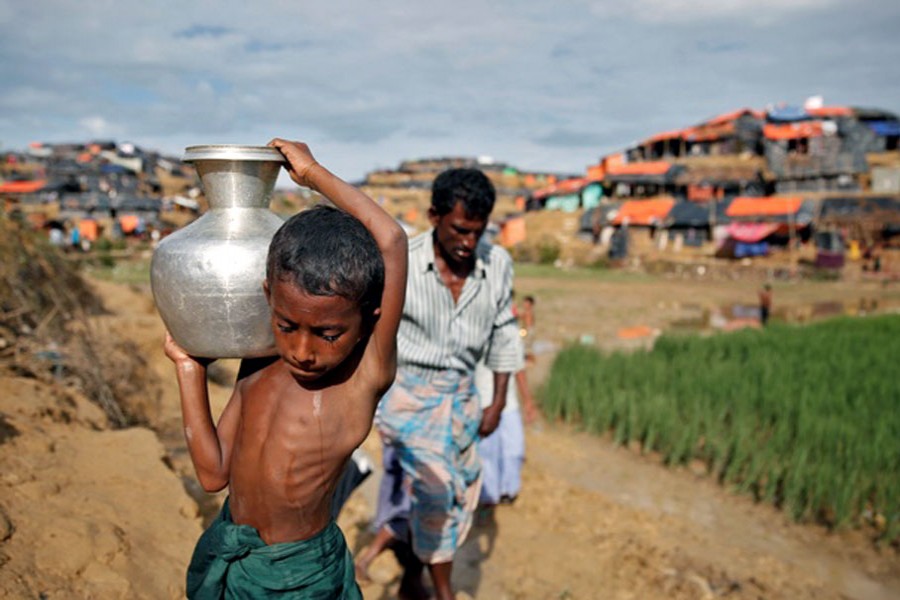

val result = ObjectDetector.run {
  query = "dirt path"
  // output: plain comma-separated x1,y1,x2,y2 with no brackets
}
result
81,271,900,599
345,417,900,600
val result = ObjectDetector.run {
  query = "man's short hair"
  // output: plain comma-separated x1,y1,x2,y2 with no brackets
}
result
266,205,384,317
431,168,495,220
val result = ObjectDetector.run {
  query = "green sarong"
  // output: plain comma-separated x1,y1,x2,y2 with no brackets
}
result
187,498,361,599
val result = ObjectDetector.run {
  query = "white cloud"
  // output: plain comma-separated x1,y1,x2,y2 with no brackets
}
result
594,0,836,23
78,116,122,138
0,0,897,179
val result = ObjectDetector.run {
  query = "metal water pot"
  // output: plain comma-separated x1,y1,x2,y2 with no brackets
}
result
151,145,286,358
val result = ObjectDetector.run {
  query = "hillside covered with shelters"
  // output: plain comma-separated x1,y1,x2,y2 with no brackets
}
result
517,99,900,275
0,140,201,251
2,98,899,281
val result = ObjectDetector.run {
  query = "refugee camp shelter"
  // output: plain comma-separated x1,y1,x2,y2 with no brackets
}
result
852,108,900,152
761,105,869,193
726,195,814,225
718,195,815,257
816,195,900,244
625,108,765,161
662,199,732,246
672,158,768,201
603,161,684,199
682,109,765,157
579,202,623,241
527,177,603,212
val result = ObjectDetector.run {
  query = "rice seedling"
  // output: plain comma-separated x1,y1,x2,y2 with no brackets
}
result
542,315,900,541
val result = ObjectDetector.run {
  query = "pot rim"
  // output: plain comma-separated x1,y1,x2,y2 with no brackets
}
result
183,145,286,163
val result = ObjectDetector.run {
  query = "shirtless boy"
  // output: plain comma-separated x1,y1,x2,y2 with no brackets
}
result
164,139,408,598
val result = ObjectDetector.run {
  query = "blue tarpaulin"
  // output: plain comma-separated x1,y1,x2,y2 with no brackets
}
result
734,242,769,257
766,105,810,122
867,120,900,136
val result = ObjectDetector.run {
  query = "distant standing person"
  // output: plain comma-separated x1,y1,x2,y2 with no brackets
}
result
475,352,533,509
520,294,535,333
69,224,81,252
513,293,537,422
476,293,538,509
759,283,773,326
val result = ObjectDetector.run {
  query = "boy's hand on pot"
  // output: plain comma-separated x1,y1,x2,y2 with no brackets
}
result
164,331,214,369
268,138,320,189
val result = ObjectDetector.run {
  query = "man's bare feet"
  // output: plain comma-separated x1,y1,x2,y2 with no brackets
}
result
397,570,430,600
354,526,398,585
354,554,373,584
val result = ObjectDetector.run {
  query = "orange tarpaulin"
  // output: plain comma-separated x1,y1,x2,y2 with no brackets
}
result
605,161,672,177
684,121,736,142
704,108,764,125
78,219,99,242
611,197,675,226
604,153,625,169
588,153,626,180
763,122,823,140
687,184,717,202
118,214,140,234
806,106,852,118
533,177,587,200
498,216,526,248
0,179,47,194
586,163,605,181
726,196,802,217
617,325,656,340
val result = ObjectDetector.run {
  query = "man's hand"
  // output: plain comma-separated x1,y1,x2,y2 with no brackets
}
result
479,404,502,437
522,400,539,425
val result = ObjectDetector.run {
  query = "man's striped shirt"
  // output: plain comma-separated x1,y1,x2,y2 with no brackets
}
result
397,230,523,380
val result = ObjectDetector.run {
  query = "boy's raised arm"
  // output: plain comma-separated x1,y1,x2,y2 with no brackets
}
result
268,139,408,389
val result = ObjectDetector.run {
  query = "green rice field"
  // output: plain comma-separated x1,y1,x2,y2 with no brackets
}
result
542,315,900,541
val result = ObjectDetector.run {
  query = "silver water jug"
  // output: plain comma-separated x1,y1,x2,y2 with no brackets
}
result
151,145,286,358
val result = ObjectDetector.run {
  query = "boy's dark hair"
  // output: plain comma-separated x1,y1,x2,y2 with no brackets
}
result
266,205,384,319
431,168,495,220
524,295,535,304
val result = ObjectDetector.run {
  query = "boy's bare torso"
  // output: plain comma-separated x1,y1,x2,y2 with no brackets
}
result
227,359,370,545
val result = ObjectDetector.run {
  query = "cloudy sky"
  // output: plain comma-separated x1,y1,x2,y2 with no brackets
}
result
1,1,898,184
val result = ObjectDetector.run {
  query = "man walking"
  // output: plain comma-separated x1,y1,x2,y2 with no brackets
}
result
358,168,523,599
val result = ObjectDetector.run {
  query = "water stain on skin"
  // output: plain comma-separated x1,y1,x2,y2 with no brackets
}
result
312,391,322,417
184,426,193,442
313,391,326,482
